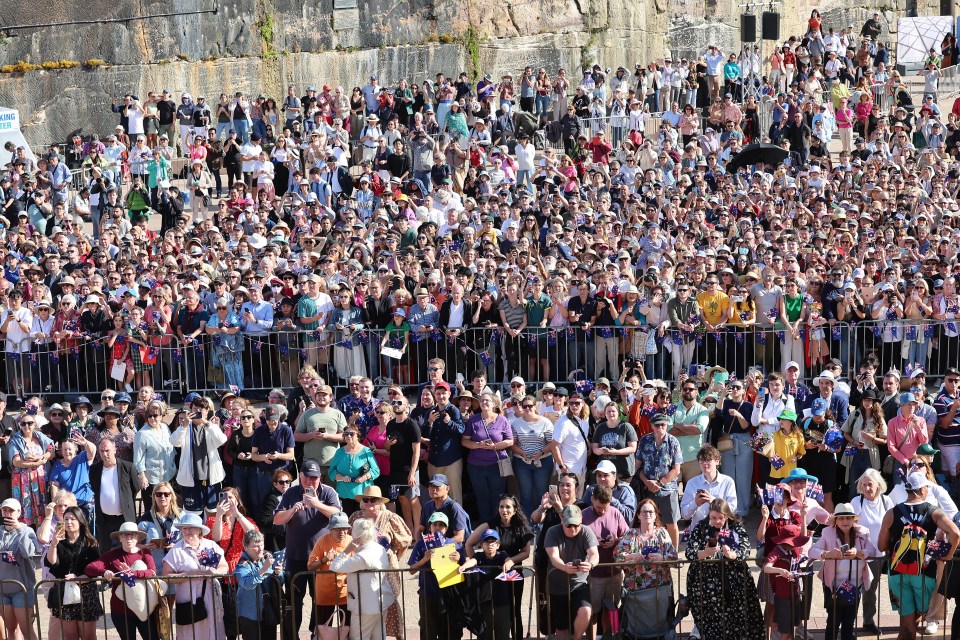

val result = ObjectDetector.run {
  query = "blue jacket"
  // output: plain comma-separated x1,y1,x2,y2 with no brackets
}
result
234,551,285,621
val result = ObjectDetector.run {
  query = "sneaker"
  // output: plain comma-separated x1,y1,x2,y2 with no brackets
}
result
923,621,939,635
862,622,881,634
689,625,701,639
124,383,134,392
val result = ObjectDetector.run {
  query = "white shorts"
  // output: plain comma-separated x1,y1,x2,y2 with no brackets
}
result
940,444,960,476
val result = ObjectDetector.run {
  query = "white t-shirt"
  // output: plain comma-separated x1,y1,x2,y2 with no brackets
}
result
241,143,263,173
127,105,145,136
2,307,32,353
99,465,123,515
553,415,589,475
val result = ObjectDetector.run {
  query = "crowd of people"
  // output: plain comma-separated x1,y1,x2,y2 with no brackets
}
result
5,5,960,640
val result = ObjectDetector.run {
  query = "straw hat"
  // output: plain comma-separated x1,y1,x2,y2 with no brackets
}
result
355,485,390,504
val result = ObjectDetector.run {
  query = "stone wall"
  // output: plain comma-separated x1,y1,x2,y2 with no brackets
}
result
0,0,920,144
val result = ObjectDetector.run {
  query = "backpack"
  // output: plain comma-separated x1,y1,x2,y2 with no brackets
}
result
890,503,930,576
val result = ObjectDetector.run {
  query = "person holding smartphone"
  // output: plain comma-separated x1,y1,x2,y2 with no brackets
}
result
170,397,228,515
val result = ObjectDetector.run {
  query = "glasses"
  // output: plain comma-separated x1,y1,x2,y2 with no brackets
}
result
376,410,389,415
682,387,697,392
154,492,172,498
102,395,115,400
569,400,583,406
241,415,255,419
361,497,382,504
276,479,292,485
521,404,535,409
343,432,357,438
18,421,34,426
148,413,162,418
730,385,744,390
427,367,441,372
49,412,63,417
511,383,524,388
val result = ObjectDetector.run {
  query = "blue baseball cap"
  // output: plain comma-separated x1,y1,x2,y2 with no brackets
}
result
428,474,449,487
899,392,918,405
481,529,500,542
811,397,827,416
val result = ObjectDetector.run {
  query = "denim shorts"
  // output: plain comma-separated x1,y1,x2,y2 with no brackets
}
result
0,589,34,608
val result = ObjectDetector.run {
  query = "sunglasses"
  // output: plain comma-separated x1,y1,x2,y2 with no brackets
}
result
376,410,389,415
241,415,255,419
19,421,34,426
275,479,292,485
521,404,535,409
361,497,382,504
343,432,357,437
154,492,172,498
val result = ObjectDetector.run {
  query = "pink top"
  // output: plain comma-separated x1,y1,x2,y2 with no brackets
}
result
363,424,390,475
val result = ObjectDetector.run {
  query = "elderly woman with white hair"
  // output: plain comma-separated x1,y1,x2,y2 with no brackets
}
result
329,518,396,640
851,468,892,635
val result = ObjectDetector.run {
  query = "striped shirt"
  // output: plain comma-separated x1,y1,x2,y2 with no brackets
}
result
511,416,554,457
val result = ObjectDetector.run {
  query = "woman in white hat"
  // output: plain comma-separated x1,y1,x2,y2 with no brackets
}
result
329,519,395,640
0,498,40,640
162,513,227,639
808,503,878,639
349,486,411,637
86,522,158,640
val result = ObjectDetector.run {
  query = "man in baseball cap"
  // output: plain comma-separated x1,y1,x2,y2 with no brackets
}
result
543,503,599,640
273,457,342,633
879,470,959,638
418,473,470,543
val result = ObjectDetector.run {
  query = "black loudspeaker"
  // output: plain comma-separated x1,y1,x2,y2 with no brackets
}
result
762,11,781,40
741,13,757,42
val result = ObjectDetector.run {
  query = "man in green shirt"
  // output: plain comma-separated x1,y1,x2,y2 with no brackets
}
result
294,384,347,484
668,378,711,481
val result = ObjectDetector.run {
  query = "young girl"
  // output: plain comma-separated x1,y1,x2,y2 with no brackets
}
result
105,314,135,392
762,527,810,640
806,302,829,368
770,409,805,482
125,307,152,391
379,309,410,383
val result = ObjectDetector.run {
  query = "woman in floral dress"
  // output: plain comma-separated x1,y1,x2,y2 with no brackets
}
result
615,498,678,636
684,498,764,640
8,414,55,525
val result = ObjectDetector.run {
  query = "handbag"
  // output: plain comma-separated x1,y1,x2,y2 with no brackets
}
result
882,429,911,475
154,594,173,640
174,579,208,626
478,415,514,477
62,580,82,606
110,359,127,382
316,606,349,640
620,584,675,639
114,559,168,621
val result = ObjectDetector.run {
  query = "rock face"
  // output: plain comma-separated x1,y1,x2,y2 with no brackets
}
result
0,0,910,144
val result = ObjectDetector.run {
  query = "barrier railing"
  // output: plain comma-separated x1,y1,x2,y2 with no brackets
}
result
26,555,960,640
10,316,960,398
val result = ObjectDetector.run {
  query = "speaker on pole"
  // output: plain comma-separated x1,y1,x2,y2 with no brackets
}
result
762,11,780,40
741,13,757,42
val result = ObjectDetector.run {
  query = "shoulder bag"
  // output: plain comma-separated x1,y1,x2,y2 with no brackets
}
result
174,578,208,626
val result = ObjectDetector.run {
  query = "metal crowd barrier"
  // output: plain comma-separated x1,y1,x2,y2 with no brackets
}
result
30,566,537,640
18,556,960,639
6,317,960,399
544,555,960,640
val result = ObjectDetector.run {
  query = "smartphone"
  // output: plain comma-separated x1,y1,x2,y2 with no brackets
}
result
455,373,465,383
218,492,229,506
549,484,558,497
839,544,850,553
707,537,718,547
688,364,698,377
304,487,317,498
